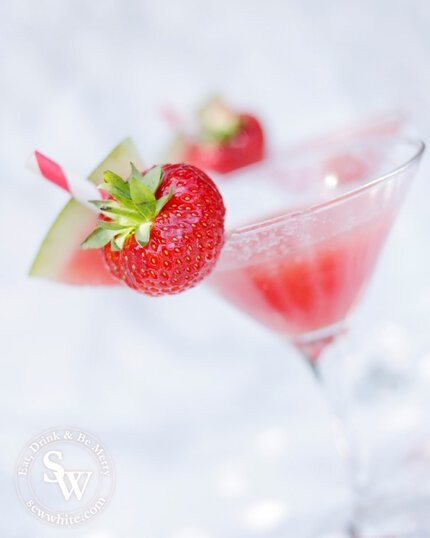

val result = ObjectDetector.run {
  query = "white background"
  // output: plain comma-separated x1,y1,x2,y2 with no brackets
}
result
1,1,430,536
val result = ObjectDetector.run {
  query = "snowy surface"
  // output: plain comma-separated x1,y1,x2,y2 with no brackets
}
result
1,1,430,536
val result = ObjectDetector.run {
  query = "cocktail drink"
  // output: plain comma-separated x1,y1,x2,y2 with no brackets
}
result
212,210,393,360
210,134,425,534
212,136,422,355
28,124,423,535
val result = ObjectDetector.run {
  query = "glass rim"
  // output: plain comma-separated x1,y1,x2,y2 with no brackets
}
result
227,135,425,238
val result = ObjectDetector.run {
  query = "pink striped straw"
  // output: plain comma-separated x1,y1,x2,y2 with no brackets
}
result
27,151,100,210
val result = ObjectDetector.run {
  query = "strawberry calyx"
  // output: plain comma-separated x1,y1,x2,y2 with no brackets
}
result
81,164,173,251
198,97,242,143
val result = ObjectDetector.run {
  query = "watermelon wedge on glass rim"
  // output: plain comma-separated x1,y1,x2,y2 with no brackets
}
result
29,138,144,286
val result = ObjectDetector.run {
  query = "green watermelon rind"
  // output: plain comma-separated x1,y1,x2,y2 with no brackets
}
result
29,138,144,281
87,137,145,185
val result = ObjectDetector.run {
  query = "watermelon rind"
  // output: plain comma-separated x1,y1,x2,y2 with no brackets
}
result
29,138,144,283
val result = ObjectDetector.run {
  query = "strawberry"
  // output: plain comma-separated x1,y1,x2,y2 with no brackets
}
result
167,97,265,174
81,163,225,296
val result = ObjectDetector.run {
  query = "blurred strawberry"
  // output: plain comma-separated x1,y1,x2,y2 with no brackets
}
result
166,97,265,174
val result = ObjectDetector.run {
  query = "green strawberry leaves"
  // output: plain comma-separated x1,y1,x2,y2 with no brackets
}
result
129,177,156,220
136,164,163,193
156,187,174,214
199,97,242,143
81,163,172,251
135,222,152,247
101,171,132,202
111,229,133,251
80,227,120,250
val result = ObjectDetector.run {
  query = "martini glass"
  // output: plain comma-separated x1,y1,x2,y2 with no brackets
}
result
209,134,425,535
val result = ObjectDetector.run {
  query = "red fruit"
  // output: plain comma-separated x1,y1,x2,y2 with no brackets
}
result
81,163,225,296
185,114,264,174
167,98,265,174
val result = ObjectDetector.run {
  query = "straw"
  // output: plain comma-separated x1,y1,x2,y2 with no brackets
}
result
27,151,100,211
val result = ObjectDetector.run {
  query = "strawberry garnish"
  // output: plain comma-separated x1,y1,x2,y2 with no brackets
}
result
166,97,265,174
81,163,225,296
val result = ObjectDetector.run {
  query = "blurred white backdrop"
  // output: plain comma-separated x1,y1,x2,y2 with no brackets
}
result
1,1,430,536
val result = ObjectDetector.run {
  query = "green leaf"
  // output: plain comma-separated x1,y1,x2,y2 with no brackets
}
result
155,187,174,214
135,222,151,247
81,227,119,250
83,163,173,253
113,229,132,250
90,200,142,223
129,163,163,194
110,238,122,251
98,183,133,206
142,166,163,194
129,162,143,182
99,207,141,223
130,177,157,220
102,170,131,198
199,97,241,143
97,220,126,231
90,199,121,209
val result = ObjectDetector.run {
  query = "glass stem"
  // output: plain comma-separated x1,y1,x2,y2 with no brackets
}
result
308,333,370,536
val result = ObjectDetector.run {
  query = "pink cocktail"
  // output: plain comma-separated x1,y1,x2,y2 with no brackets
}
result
212,212,392,351
210,134,425,535
212,136,420,356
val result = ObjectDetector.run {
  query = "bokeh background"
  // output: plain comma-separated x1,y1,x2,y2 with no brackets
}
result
1,1,430,536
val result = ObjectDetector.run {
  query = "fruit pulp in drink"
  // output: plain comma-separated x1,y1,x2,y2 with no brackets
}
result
211,212,393,338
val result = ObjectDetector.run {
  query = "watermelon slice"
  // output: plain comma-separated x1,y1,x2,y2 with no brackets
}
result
29,138,144,285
